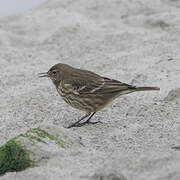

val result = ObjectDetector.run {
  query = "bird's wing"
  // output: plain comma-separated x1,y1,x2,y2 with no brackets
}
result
62,77,136,95
95,77,136,94
62,78,101,95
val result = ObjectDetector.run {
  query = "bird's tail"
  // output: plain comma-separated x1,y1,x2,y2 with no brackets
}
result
135,86,160,91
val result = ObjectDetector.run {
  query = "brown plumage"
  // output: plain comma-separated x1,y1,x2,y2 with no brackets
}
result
39,63,160,128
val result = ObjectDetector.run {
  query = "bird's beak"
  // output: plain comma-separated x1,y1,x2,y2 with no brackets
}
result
38,72,49,78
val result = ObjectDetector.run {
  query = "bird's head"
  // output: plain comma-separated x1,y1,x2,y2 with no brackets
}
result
39,63,72,87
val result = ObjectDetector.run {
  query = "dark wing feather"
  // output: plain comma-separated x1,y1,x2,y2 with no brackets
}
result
94,77,136,94
62,77,102,95
61,68,103,94
62,75,136,95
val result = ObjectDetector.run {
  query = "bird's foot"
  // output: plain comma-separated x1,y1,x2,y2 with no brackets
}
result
66,120,102,128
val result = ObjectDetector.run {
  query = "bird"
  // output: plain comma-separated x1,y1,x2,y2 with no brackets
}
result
39,63,160,128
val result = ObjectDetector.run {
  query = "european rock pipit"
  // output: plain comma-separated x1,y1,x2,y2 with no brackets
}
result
39,63,160,128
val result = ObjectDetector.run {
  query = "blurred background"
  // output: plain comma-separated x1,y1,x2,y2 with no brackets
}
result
0,0,180,179
0,0,45,18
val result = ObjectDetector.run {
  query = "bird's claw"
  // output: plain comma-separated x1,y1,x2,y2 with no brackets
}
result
66,120,103,128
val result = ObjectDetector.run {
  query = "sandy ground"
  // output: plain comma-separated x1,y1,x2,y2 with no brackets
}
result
0,0,180,179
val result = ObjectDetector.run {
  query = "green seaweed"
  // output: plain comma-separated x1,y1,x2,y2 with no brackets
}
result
0,127,65,175
20,134,46,144
17,128,65,147
27,128,65,148
0,139,34,175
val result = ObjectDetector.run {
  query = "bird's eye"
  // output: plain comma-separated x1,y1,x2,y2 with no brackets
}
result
52,71,56,75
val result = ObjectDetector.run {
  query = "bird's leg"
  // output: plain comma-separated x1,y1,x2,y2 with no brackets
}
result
73,112,103,127
84,112,97,124
80,112,103,126
67,112,103,128
67,113,91,128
